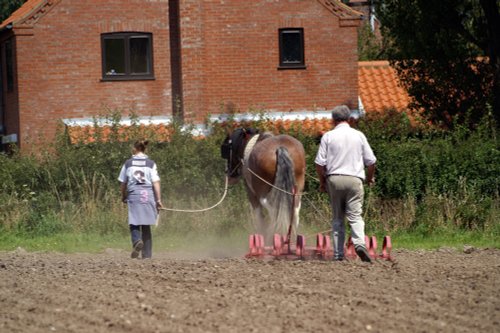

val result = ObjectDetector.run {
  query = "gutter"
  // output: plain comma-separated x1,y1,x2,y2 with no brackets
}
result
0,23,13,33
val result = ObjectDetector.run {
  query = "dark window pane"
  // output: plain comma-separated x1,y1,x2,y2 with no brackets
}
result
130,37,150,74
282,31,302,63
6,40,14,91
104,39,126,75
101,32,153,80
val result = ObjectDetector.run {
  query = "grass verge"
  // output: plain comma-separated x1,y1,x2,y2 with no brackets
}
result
0,227,497,255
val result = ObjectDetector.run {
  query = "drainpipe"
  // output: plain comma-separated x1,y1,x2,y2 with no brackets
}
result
0,23,13,33
369,1,376,32
168,0,184,122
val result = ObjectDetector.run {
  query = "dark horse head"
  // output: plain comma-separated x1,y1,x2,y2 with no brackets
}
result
220,128,258,178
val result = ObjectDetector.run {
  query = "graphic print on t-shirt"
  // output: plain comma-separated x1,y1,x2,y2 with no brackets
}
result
133,170,146,184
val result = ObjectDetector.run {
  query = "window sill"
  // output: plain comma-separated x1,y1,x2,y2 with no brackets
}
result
277,65,307,70
100,76,155,82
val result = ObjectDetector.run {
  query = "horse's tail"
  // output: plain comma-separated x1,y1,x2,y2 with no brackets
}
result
267,146,295,235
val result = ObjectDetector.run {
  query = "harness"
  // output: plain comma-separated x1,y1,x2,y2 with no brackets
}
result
221,129,261,177
243,134,260,165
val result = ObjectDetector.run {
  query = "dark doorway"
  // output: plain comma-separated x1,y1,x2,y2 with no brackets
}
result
0,42,4,152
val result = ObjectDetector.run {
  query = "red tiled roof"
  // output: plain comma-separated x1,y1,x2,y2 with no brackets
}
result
358,60,411,113
0,0,50,29
65,118,335,144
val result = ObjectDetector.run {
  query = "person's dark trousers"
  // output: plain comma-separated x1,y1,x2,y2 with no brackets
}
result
129,225,152,259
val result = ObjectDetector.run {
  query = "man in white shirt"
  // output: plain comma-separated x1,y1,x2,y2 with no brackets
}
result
315,105,376,262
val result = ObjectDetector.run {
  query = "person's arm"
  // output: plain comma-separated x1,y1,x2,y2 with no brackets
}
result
360,132,376,186
366,163,376,186
120,182,128,203
315,163,327,193
153,181,163,210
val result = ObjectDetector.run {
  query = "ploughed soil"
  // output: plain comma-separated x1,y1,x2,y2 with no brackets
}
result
1,247,499,333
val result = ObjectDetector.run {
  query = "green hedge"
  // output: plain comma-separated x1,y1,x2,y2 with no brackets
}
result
0,112,497,235
361,113,499,198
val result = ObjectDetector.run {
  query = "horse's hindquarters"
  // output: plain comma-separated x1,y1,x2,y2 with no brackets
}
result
239,132,306,241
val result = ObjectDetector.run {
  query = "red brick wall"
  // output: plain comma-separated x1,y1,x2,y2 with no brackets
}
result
180,0,360,121
13,0,171,149
5,0,359,150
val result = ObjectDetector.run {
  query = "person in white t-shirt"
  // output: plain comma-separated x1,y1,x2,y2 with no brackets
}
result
118,140,163,259
315,105,376,262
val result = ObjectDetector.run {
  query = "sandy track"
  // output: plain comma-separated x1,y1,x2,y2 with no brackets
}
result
1,248,499,333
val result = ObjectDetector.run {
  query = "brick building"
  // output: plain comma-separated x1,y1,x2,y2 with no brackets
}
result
0,0,362,151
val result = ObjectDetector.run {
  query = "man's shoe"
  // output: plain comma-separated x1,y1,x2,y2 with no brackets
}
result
131,240,144,259
355,246,372,263
333,256,345,261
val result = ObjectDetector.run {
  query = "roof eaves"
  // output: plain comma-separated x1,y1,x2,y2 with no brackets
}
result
317,0,363,20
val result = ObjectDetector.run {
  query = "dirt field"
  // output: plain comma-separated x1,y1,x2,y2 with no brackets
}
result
1,247,499,333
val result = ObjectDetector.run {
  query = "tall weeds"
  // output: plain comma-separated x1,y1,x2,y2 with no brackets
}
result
0,111,498,241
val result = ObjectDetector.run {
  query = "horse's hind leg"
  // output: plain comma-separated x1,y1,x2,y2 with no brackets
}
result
253,205,267,237
294,199,301,229
286,197,301,242
247,193,267,238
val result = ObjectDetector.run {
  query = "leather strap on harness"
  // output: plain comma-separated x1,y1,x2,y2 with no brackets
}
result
243,134,260,165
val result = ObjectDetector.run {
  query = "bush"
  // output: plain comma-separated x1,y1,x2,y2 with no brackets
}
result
360,112,499,199
0,111,497,237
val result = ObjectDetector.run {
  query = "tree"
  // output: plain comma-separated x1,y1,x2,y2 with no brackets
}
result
1,0,25,23
358,21,387,61
376,0,500,128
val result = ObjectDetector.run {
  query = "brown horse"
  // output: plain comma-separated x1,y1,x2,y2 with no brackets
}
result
221,128,306,240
